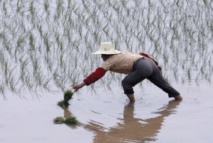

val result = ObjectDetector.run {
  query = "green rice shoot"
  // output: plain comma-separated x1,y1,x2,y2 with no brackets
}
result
57,90,74,108
53,116,78,125
64,117,78,124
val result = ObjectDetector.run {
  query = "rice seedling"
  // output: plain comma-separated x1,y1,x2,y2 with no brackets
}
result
3,2,7,15
53,116,78,125
57,90,74,108
53,117,64,124
29,34,35,51
29,1,35,23
44,35,50,53
64,117,78,125
0,0,213,96
44,0,49,13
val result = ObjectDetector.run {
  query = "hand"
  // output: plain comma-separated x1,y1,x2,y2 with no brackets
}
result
72,82,85,91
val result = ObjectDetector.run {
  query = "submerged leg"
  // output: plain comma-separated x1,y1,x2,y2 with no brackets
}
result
127,94,135,103
122,58,152,102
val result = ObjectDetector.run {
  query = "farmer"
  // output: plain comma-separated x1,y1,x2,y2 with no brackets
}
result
72,42,182,103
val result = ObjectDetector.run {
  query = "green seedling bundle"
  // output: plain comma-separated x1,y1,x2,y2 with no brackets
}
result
53,117,78,125
54,90,78,125
57,90,74,108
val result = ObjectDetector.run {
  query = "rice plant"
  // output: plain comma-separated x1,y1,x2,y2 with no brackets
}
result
0,0,212,96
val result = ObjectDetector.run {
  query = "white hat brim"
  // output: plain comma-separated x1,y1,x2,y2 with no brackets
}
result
92,50,121,55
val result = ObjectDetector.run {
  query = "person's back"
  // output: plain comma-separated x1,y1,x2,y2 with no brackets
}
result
102,51,142,74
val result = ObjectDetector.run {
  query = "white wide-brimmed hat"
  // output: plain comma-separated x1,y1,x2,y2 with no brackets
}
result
93,42,121,55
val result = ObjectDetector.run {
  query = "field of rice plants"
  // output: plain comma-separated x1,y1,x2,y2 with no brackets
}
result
0,0,213,143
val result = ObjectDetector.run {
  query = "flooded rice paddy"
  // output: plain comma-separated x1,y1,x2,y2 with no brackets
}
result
0,0,213,143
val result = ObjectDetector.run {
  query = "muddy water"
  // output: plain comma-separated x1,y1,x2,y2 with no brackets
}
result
0,0,213,143
1,80,213,143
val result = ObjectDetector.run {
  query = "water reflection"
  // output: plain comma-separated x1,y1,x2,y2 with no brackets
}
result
0,0,212,95
62,100,180,143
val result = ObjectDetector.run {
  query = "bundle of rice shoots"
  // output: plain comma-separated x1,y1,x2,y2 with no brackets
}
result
53,117,78,125
53,117,65,124
64,90,73,102
64,117,78,125
57,90,74,108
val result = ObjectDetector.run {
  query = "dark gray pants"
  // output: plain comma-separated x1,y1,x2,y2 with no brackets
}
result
121,57,180,98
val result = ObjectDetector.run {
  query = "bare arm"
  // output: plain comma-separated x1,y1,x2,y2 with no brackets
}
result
72,67,106,91
72,82,86,91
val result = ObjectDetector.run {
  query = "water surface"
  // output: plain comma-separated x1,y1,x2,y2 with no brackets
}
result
0,0,213,143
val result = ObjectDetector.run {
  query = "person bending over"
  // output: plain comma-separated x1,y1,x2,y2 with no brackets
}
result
72,42,182,103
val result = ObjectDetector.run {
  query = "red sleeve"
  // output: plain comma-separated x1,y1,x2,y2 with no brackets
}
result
139,52,150,58
83,67,106,85
139,52,159,65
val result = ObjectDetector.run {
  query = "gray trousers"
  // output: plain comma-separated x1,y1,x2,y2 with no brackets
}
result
121,57,180,98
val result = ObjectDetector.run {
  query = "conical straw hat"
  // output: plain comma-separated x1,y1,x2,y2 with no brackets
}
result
93,42,121,55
